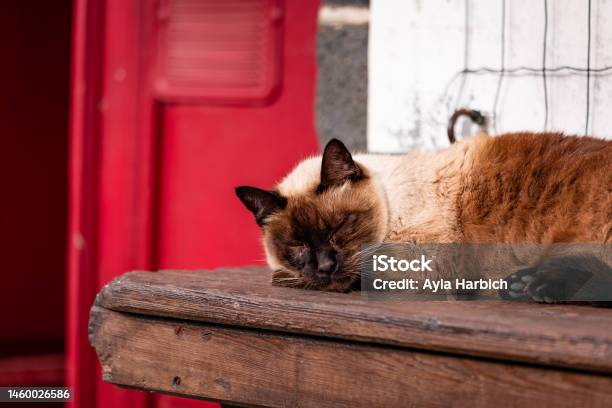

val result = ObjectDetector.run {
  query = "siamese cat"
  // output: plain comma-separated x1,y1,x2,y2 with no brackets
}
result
236,131,612,302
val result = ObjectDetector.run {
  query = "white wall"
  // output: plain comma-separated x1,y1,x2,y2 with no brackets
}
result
368,0,612,153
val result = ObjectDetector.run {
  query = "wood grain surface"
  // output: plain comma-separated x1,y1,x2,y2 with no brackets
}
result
89,306,612,408
95,267,612,373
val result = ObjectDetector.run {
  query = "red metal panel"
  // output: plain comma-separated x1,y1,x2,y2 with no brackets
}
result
93,2,158,408
67,0,105,406
156,0,283,103
68,0,155,407
156,105,319,269
154,0,320,270
68,1,320,408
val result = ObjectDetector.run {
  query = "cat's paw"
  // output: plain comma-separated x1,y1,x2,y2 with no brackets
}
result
500,258,595,303
271,270,305,288
500,267,542,302
505,267,571,303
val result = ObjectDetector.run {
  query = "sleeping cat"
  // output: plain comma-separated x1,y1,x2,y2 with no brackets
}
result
236,133,612,300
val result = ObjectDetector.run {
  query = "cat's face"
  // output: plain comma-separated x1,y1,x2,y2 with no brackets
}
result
236,139,386,291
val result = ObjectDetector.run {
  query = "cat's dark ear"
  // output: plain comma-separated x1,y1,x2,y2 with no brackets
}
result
318,139,363,192
235,186,287,227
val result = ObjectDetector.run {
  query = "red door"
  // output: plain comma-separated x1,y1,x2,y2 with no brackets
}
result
67,1,320,407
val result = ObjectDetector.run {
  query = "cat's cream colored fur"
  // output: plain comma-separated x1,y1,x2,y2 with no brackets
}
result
276,137,484,245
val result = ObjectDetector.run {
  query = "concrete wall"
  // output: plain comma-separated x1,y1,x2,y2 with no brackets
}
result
316,0,369,152
369,0,612,153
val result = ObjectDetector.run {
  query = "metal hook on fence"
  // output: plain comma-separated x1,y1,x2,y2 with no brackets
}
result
447,109,486,144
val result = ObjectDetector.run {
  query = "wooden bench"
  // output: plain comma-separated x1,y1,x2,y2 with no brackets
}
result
89,267,612,407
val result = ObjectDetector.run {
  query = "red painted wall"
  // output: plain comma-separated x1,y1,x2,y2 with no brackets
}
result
68,1,321,407
0,0,71,353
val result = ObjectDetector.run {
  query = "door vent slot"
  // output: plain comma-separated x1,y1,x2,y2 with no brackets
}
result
155,0,282,103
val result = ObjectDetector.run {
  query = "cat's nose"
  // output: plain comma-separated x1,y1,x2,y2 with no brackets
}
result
317,250,337,275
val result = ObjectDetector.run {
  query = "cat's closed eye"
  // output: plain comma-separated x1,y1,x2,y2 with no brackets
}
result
286,242,310,267
329,215,348,236
287,240,307,249
330,213,360,240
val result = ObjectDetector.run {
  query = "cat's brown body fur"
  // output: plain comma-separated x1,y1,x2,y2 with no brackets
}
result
459,133,611,243
237,133,612,292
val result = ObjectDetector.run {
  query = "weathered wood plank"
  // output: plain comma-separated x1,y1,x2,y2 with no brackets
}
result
89,306,612,408
96,267,612,373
